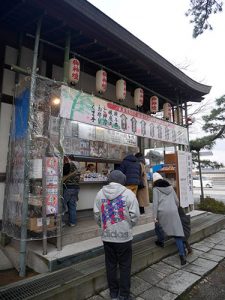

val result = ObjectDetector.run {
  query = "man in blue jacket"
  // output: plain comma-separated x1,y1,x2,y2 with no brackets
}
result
119,154,141,195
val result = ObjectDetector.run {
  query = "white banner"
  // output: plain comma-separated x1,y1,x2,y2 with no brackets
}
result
177,151,194,207
60,86,188,146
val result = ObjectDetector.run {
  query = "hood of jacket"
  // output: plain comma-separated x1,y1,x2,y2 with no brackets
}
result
124,154,138,162
155,185,173,195
102,182,127,200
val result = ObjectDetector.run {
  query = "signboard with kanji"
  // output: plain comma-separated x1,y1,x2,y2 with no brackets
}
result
60,86,188,145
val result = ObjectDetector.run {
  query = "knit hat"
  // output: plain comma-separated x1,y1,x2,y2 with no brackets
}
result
108,170,126,185
153,172,163,182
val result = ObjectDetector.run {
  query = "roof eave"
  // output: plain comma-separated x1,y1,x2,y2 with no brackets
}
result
63,0,211,96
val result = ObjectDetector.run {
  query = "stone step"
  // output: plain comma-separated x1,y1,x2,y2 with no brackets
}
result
1,212,225,300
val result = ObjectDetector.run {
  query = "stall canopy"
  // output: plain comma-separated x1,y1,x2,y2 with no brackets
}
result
0,0,211,109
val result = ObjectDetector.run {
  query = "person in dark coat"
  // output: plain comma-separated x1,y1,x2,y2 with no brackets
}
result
63,158,80,226
178,207,192,254
153,172,186,265
119,154,141,196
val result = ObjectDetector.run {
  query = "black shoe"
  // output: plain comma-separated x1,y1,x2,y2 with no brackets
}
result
118,296,135,300
155,240,164,248
180,255,187,265
110,290,119,300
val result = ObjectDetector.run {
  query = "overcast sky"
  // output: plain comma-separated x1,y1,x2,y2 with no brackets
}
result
88,0,225,164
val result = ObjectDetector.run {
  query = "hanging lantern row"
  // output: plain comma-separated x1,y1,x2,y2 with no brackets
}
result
68,61,175,119
68,58,80,84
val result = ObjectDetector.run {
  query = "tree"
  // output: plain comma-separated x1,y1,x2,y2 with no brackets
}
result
190,94,225,152
190,95,224,199
202,95,225,137
186,0,223,38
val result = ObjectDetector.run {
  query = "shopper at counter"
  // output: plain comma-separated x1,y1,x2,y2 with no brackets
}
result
119,153,141,195
94,170,140,300
86,163,96,173
135,152,149,215
63,158,80,226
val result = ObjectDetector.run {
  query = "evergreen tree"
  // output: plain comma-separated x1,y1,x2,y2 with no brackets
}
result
190,94,225,168
186,0,223,38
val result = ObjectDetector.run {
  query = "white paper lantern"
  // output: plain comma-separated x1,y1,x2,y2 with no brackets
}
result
134,88,144,107
96,70,107,93
116,79,126,101
150,96,159,113
186,116,195,125
174,107,182,124
68,58,80,84
163,102,172,121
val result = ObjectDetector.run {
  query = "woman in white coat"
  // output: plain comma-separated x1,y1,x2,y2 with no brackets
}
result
153,172,186,265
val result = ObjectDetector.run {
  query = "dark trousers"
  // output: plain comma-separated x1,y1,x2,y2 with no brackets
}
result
139,206,145,214
155,222,165,242
155,222,185,256
103,241,132,298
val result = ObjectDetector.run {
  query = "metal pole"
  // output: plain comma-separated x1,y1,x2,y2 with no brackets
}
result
63,31,70,83
56,31,71,251
184,100,190,150
19,16,42,277
197,150,204,202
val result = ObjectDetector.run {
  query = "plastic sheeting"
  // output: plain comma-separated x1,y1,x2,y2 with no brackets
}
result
3,77,62,240
2,77,139,241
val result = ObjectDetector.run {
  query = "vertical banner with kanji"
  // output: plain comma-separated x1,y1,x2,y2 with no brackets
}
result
45,157,58,214
177,151,194,207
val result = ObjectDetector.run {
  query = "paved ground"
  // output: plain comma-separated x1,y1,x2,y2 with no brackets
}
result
180,259,225,300
88,229,225,300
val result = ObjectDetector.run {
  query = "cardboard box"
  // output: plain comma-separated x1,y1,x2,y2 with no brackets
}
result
28,216,55,232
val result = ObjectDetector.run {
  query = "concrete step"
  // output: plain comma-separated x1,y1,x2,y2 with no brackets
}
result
26,211,209,273
2,211,207,274
49,208,154,247
1,212,225,300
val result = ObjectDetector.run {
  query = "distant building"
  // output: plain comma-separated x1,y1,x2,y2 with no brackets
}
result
195,168,225,185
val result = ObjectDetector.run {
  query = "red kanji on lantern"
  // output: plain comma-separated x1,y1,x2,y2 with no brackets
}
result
96,70,107,93
116,79,126,101
68,58,80,84
134,88,144,107
150,96,159,113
